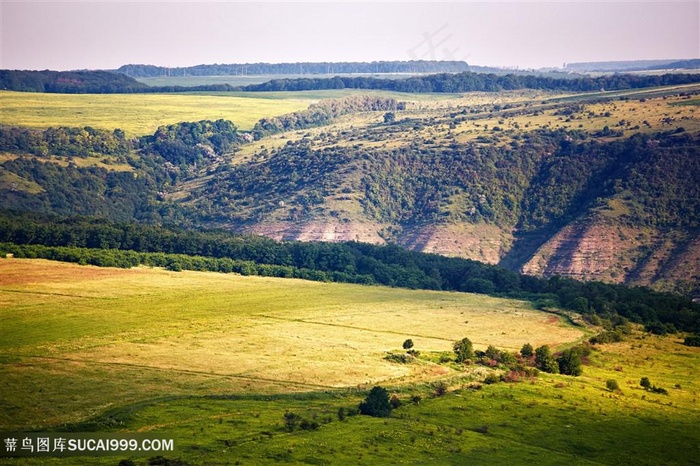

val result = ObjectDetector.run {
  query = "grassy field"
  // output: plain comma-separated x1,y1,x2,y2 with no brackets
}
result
0,91,315,136
1,260,698,465
0,259,583,431
0,89,463,138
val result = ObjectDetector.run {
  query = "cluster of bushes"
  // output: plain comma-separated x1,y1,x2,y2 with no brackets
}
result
452,337,589,378
640,377,668,395
252,96,400,139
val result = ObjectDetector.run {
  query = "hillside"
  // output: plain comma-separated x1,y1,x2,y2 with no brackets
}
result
176,88,700,294
1,84,699,293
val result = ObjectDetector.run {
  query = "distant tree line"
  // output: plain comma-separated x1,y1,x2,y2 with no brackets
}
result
1,210,698,333
115,61,471,78
0,70,148,93
240,72,700,93
4,69,700,95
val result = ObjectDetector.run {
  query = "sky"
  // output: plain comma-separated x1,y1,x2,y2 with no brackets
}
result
1,1,698,71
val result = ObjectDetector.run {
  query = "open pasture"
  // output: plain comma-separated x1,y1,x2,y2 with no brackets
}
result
0,91,315,136
0,259,584,430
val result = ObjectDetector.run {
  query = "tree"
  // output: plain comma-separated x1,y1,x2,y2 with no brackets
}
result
640,377,652,390
557,348,582,376
359,386,392,417
453,337,474,363
383,112,396,123
520,343,534,358
606,379,620,392
403,339,414,351
535,345,559,373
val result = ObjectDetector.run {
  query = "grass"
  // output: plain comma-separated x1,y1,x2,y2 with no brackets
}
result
0,259,583,431
0,261,698,465
0,91,315,136
0,89,461,138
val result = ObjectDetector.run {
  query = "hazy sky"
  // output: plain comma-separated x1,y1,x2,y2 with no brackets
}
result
1,1,698,71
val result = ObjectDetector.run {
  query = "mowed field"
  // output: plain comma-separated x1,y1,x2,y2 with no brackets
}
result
0,259,584,431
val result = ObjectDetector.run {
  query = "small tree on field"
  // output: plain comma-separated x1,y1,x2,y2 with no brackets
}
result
640,377,652,390
403,339,414,351
606,379,620,392
520,343,534,358
359,386,392,418
453,337,474,363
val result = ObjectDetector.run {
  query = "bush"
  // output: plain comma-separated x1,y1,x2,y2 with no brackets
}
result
390,395,402,409
433,381,448,397
684,335,700,347
535,345,559,374
402,339,414,350
483,373,500,385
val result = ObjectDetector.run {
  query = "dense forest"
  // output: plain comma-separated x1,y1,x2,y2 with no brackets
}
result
0,120,243,221
0,70,148,93
241,72,700,93
1,210,698,333
115,61,471,78
3,69,700,95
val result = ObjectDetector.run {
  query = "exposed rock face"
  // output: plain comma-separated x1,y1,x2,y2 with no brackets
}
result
397,223,511,265
239,220,513,265
521,215,700,293
237,216,699,293
239,221,386,244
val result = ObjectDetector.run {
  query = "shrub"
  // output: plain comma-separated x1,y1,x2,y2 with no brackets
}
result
433,381,448,397
483,373,500,385
283,412,302,432
390,395,402,409
684,335,700,347
402,339,414,350
640,377,652,390
535,345,559,374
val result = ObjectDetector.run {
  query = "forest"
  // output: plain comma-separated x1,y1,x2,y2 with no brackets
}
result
3,69,700,94
115,60,471,77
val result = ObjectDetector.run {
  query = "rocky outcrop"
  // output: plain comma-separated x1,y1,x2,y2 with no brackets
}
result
521,215,700,292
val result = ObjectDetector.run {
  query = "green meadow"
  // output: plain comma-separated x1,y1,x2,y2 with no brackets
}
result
1,259,698,465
